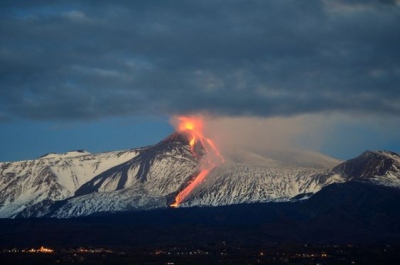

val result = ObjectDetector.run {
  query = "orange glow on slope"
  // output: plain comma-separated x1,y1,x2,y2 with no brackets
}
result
189,137,196,154
170,116,224,207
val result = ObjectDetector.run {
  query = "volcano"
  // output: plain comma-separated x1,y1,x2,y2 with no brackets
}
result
0,119,400,218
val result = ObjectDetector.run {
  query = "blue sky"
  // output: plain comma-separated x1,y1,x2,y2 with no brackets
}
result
1,0,400,161
0,116,173,161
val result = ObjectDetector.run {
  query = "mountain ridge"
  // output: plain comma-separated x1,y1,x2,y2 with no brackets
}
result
0,131,399,218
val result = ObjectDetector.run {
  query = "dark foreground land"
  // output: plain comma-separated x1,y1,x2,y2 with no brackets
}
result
1,244,400,265
2,183,400,247
1,182,400,264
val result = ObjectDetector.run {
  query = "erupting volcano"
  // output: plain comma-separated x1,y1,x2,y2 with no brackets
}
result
170,116,224,207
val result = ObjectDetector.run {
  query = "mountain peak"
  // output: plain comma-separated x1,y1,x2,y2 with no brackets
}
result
39,150,91,159
333,150,400,187
162,131,191,145
361,150,400,161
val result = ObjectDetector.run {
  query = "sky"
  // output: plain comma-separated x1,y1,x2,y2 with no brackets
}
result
1,0,400,162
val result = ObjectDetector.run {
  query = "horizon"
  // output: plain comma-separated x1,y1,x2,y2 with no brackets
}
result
0,115,399,162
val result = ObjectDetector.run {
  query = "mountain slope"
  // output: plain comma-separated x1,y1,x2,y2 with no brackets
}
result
50,133,201,217
0,149,139,218
179,162,344,207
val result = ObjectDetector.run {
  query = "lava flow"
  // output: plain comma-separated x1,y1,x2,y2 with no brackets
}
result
170,116,224,207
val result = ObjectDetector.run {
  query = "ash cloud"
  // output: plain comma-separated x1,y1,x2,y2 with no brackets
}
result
203,115,329,154
0,1,399,122
202,113,400,160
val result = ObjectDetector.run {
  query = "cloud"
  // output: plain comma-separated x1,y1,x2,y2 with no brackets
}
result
0,0,399,121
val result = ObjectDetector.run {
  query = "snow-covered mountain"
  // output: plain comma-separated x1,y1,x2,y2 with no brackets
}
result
179,162,344,207
0,131,399,218
51,133,201,218
332,150,400,187
0,149,139,217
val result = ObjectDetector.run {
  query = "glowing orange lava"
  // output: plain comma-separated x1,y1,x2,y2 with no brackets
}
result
170,116,224,207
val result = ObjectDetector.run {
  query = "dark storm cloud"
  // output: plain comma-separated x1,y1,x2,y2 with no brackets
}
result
1,0,399,121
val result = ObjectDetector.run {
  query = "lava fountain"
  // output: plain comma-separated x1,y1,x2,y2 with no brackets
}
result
170,116,224,207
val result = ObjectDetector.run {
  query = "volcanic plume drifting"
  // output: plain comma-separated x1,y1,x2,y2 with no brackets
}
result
170,116,224,207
